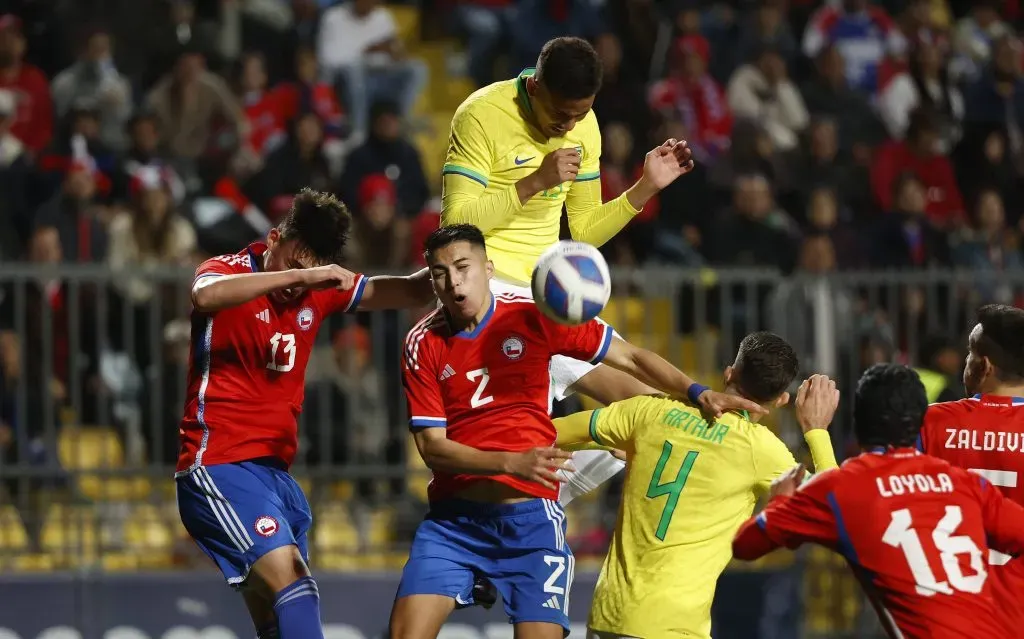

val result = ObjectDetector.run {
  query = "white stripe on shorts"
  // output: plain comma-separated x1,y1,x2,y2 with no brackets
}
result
193,467,255,551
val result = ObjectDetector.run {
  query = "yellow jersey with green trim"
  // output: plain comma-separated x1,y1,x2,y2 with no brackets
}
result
553,396,835,639
440,68,608,283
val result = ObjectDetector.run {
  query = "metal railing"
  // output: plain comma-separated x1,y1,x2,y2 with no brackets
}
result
0,264,1019,635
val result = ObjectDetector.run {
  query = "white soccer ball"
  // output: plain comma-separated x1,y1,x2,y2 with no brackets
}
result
531,241,612,325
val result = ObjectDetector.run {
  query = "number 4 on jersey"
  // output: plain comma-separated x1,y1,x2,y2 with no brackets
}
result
646,441,699,541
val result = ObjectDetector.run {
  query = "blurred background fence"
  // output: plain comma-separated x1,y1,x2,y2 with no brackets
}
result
0,264,1011,637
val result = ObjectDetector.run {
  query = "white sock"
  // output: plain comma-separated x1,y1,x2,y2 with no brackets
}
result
558,449,626,505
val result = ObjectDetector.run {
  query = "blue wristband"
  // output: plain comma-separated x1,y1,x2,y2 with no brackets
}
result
687,383,709,404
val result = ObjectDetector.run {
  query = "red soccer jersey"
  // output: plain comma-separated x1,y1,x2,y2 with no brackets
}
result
745,449,1024,639
402,292,614,502
920,394,1024,636
175,243,366,475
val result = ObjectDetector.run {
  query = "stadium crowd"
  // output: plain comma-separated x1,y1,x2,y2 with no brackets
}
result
1,0,1023,558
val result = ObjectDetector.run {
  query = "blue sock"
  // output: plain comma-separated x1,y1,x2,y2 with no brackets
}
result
273,577,323,639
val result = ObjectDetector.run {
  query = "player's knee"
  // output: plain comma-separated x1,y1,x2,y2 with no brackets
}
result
251,545,310,594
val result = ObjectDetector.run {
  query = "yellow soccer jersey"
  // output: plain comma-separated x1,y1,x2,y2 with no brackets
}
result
441,68,640,283
554,395,837,639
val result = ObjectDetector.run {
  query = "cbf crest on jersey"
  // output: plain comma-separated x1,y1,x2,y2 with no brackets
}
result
296,307,315,331
254,515,279,537
502,335,525,360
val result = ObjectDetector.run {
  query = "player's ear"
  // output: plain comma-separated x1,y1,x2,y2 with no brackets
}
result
266,227,280,248
526,76,537,96
773,392,790,408
723,366,734,387
485,259,494,279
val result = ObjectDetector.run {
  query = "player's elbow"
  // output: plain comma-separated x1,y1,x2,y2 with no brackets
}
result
191,284,217,313
731,537,760,561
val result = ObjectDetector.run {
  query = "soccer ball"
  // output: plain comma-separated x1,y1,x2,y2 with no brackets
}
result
531,241,611,325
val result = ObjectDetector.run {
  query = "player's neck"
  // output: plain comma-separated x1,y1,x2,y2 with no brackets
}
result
722,385,770,423
447,292,494,334
976,383,1024,399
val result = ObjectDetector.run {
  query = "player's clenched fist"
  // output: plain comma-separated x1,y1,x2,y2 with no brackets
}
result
532,148,581,192
508,446,574,490
795,374,840,433
298,264,357,291
695,389,768,420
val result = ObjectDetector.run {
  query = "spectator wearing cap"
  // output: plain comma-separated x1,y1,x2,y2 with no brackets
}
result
0,88,32,254
145,45,247,163
50,27,133,151
802,0,905,96
871,107,965,229
348,173,408,270
340,101,429,221
648,34,732,163
32,157,109,263
726,42,809,152
0,14,52,154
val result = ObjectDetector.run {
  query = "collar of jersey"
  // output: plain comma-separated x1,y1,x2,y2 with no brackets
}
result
971,393,1024,405
445,293,496,339
866,446,921,456
516,68,536,115
247,243,264,273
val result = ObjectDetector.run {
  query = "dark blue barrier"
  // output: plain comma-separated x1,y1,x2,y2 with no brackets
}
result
0,570,798,638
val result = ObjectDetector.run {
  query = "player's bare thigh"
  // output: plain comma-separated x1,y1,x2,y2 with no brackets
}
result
389,594,455,639
250,544,311,593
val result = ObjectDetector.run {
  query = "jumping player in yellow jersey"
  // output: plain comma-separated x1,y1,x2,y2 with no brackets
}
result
440,36,750,514
553,332,841,639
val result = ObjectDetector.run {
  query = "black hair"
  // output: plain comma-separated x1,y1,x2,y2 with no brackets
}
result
906,106,939,142
423,224,486,261
277,188,352,265
974,304,1024,382
535,37,603,100
731,332,799,403
854,363,927,448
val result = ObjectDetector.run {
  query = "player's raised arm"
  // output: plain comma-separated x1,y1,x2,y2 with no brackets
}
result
599,337,766,418
553,397,650,453
565,134,694,248
192,262,357,312
354,268,436,311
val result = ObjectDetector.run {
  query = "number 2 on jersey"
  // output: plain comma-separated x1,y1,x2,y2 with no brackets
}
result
882,506,986,596
646,441,699,541
267,332,296,372
467,368,494,408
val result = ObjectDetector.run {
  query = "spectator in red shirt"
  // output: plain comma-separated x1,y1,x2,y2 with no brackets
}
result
0,15,52,154
236,52,285,157
272,46,346,140
871,107,965,228
648,35,732,163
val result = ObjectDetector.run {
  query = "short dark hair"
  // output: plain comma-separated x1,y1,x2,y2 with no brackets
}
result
423,224,487,261
277,188,352,265
731,332,799,403
975,304,1024,382
854,364,927,448
535,37,603,100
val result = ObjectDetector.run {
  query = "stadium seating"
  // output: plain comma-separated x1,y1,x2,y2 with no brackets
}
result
57,426,152,501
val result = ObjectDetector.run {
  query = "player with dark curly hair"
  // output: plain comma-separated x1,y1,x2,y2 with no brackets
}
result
176,188,435,639
735,363,1024,639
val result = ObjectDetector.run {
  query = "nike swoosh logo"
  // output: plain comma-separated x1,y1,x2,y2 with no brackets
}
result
514,156,535,165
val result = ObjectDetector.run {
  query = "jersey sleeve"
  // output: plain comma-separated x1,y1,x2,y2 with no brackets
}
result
441,105,493,189
587,396,655,451
315,273,368,315
755,470,842,551
543,315,614,365
751,426,800,497
402,322,446,430
193,256,237,286
975,472,1024,558
575,118,601,183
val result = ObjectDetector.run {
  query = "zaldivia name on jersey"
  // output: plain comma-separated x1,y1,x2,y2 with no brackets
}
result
661,408,730,445
944,428,1024,453
876,472,954,498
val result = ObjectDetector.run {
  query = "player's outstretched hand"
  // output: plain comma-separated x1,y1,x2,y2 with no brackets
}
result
696,390,767,421
641,138,695,190
769,463,806,500
532,148,581,192
795,374,840,433
508,447,574,490
298,264,357,291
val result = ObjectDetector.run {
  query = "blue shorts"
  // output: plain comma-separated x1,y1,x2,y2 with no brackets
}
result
176,460,311,587
396,499,575,632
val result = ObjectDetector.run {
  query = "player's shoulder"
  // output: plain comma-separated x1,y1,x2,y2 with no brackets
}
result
197,246,256,276
924,397,978,427
454,78,518,124
403,309,448,363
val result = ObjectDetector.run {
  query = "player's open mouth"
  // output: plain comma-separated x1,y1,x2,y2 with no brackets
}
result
453,294,467,304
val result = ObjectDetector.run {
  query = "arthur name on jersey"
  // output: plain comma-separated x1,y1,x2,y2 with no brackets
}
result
876,472,954,498
944,428,1024,453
